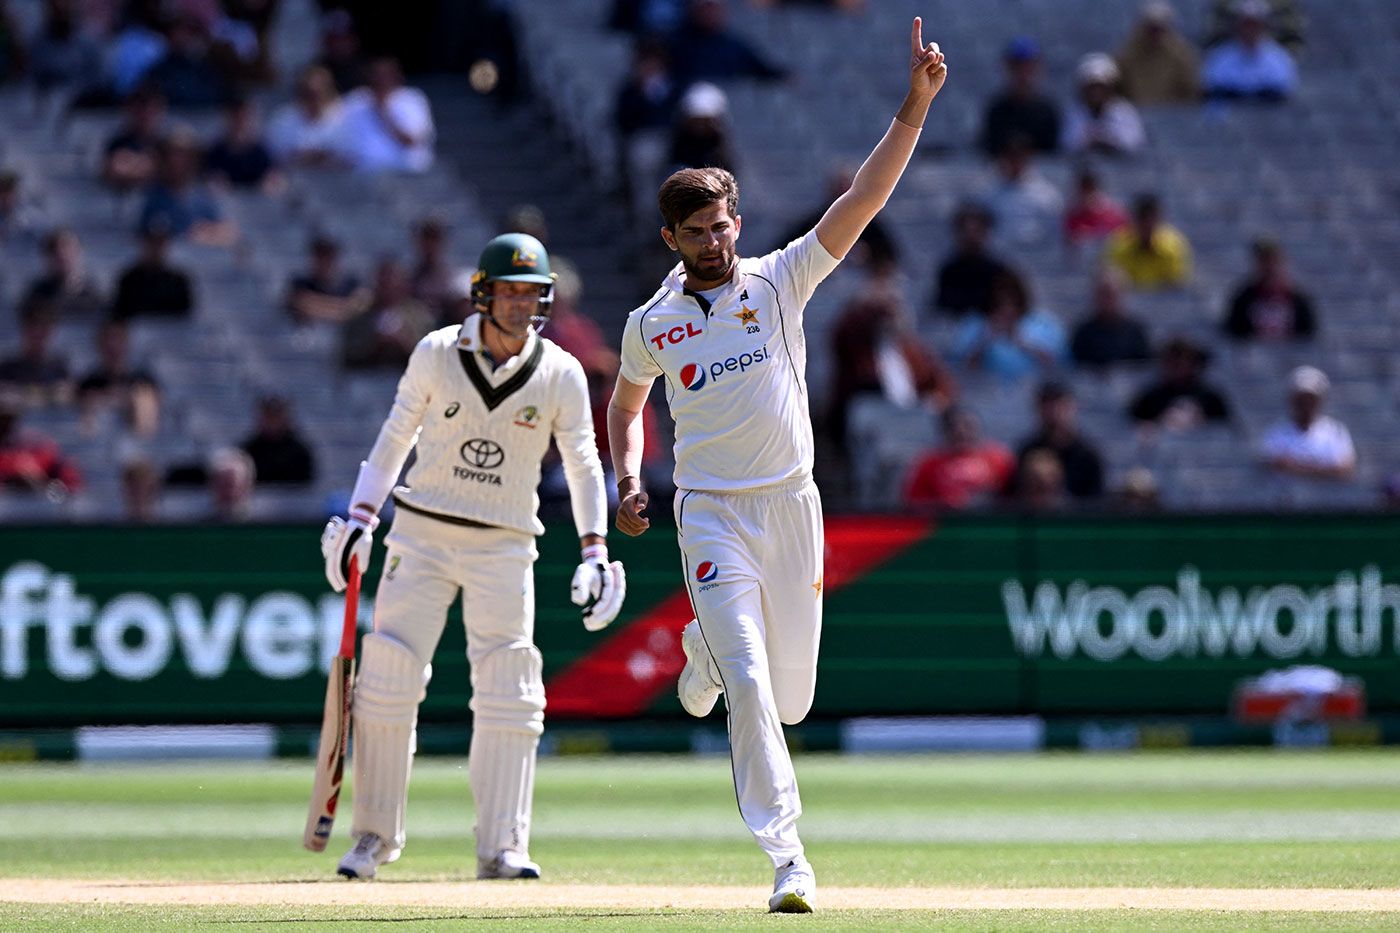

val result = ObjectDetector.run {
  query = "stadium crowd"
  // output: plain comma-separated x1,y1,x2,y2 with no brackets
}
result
0,0,1391,521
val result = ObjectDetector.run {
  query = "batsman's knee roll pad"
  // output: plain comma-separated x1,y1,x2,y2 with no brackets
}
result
355,632,431,724
470,642,546,737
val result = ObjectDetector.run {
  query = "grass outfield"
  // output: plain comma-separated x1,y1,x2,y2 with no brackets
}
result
3,749,1400,930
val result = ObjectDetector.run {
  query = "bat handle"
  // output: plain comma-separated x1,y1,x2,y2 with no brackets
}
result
338,556,361,659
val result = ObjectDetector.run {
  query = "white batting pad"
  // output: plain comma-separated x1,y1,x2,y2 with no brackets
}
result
469,728,539,860
469,643,545,736
351,632,430,851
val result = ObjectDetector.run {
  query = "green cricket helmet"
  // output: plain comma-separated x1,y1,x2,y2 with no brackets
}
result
471,232,556,328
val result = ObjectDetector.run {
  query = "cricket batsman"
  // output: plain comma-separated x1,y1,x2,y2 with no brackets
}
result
607,18,947,913
320,232,626,880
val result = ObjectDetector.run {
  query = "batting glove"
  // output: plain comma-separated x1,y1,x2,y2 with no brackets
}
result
571,543,626,631
320,509,378,592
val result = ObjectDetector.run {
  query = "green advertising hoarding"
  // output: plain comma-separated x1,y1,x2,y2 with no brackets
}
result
1,515,1398,727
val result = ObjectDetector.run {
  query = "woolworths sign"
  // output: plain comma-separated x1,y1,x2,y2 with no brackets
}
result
2,517,1399,722
1005,567,1400,663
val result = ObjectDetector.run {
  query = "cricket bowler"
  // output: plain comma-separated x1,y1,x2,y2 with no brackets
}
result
607,17,947,913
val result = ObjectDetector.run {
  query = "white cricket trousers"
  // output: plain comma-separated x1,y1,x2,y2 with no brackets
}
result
674,475,823,868
353,506,544,861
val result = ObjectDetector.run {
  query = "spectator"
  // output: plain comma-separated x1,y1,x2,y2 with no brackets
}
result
1014,381,1105,499
121,455,161,522
204,95,278,192
267,65,345,167
1064,168,1129,248
950,270,1067,381
0,1,24,84
342,257,434,369
982,135,1063,246
1106,193,1192,290
1203,0,1297,102
29,0,100,94
776,164,899,274
410,217,453,317
76,320,160,437
609,0,689,37
104,0,169,99
668,81,738,174
980,37,1060,157
285,235,368,325
241,395,315,485
335,56,435,174
1116,1,1201,105
1382,473,1400,510
614,39,681,216
1070,267,1152,369
1016,447,1068,511
668,0,787,86
1259,366,1355,481
1222,236,1316,341
1114,466,1161,511
932,202,1012,316
145,13,230,107
0,303,73,407
829,289,956,454
1205,0,1304,54
21,229,106,318
139,129,238,245
101,83,166,192
903,406,1014,509
0,404,82,494
0,170,43,244
615,38,680,141
111,225,195,320
207,446,255,521
314,8,365,93
1128,336,1232,428
205,0,271,88
1062,53,1146,157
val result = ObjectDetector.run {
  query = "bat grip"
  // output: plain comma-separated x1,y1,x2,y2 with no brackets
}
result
338,556,361,659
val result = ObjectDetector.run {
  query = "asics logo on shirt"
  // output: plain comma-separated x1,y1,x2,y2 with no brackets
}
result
678,346,771,392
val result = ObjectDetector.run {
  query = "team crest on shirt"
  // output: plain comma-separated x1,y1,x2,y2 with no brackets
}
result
513,404,540,429
735,304,760,333
386,555,401,580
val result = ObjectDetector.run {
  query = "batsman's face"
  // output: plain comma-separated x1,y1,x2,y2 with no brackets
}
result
663,201,741,287
491,281,543,337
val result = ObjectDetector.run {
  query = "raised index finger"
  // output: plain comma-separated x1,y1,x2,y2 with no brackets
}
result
911,16,923,59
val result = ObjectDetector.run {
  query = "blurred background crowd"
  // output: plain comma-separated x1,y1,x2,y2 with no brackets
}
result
1,0,1397,523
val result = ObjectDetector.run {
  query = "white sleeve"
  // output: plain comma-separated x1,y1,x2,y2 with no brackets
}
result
392,89,435,143
764,228,842,319
552,356,608,539
360,336,434,499
619,311,663,385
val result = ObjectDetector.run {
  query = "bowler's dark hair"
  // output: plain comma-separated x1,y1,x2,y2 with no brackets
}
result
658,167,739,231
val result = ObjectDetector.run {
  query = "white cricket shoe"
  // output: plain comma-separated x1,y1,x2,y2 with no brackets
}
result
768,856,815,913
678,619,723,718
477,849,541,879
336,832,400,880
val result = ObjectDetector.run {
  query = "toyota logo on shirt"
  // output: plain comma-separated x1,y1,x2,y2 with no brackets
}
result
460,438,505,470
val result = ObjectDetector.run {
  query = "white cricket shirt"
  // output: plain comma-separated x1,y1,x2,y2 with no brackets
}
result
620,229,841,492
363,315,606,537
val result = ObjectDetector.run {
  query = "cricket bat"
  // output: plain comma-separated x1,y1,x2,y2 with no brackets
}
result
303,556,361,852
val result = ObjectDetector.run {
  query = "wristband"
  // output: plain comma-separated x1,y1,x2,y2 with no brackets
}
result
581,543,608,564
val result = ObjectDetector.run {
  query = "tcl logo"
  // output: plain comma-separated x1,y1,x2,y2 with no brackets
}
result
649,322,704,350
